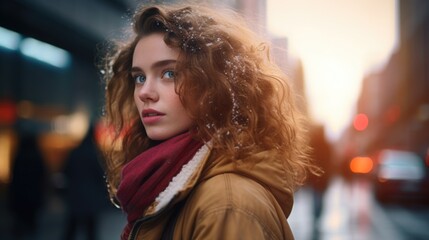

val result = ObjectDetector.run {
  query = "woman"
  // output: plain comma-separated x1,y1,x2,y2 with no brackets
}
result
101,3,317,239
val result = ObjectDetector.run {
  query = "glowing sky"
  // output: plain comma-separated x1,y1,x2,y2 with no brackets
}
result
267,0,397,141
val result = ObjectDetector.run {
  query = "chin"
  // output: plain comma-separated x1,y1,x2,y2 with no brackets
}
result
147,132,173,141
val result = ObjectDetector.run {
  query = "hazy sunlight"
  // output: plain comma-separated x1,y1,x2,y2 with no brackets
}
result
267,0,397,141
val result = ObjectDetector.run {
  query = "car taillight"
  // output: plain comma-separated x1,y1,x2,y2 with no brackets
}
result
350,156,373,174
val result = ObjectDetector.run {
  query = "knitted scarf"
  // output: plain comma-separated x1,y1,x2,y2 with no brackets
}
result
116,132,203,239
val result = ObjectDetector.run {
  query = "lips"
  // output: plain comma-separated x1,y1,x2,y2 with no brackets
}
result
143,112,163,117
141,109,165,124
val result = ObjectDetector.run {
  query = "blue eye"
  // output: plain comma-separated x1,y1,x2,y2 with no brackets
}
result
163,70,175,79
134,75,146,84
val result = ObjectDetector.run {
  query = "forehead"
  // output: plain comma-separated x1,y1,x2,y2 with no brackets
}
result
132,33,180,67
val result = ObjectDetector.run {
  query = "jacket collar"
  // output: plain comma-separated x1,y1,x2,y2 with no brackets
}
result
144,146,294,219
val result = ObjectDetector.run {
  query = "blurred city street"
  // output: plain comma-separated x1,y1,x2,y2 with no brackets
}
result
2,175,429,240
0,0,428,240
290,176,429,240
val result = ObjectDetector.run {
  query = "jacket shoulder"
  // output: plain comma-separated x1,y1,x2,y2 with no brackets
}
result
195,173,279,210
177,173,293,239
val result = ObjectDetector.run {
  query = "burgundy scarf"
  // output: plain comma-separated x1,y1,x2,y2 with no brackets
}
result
116,132,203,239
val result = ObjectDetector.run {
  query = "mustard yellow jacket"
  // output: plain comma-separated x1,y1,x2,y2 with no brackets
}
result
127,146,295,240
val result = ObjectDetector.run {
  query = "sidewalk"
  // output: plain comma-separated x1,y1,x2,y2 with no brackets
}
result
289,176,373,240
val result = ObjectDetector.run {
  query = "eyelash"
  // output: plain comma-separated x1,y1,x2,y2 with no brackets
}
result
134,75,146,84
133,70,175,84
163,70,175,79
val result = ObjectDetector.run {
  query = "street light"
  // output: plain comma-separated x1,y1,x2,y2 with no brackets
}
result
353,113,368,131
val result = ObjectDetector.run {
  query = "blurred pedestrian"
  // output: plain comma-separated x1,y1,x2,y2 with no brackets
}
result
8,132,47,239
61,124,109,240
307,124,333,239
101,3,319,240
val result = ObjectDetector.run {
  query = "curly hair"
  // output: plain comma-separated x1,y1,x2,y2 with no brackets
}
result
101,3,316,199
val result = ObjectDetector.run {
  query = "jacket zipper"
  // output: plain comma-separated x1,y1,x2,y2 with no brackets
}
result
127,208,169,240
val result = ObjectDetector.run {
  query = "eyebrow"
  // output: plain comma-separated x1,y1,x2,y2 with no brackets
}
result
131,59,177,73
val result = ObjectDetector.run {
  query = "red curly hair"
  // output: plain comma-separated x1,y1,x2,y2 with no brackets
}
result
101,3,316,199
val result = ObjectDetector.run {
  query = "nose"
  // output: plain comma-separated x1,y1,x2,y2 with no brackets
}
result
137,77,159,102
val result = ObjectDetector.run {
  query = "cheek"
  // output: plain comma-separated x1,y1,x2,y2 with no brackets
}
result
168,93,189,116
133,88,140,105
170,94,185,110
133,93,144,115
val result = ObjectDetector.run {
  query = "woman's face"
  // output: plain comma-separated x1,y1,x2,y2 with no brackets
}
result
132,33,193,140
